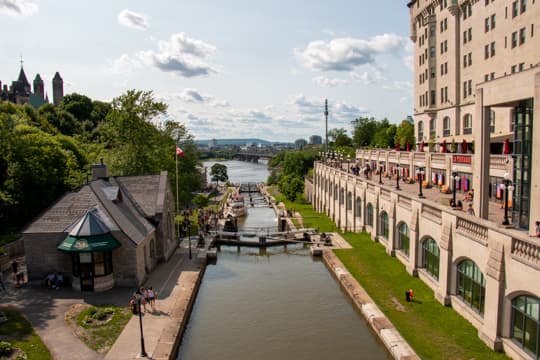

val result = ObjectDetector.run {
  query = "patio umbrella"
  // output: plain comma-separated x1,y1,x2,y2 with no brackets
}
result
441,140,446,153
503,138,510,154
462,139,468,154
406,141,411,151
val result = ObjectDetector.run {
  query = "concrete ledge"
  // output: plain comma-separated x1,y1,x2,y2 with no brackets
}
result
323,250,420,360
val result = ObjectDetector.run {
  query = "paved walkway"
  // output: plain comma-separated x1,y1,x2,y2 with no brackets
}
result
0,245,205,360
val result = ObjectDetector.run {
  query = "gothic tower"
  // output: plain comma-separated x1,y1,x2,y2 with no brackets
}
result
52,72,63,106
33,74,44,101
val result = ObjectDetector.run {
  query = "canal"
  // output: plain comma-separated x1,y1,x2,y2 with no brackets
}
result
177,161,389,359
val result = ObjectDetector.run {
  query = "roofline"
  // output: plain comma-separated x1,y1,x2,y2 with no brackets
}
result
407,0,416,8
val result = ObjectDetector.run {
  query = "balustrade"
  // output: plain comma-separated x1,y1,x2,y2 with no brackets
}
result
456,218,488,245
512,238,540,269
422,205,442,224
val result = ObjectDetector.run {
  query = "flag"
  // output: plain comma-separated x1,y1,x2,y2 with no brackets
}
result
176,147,184,157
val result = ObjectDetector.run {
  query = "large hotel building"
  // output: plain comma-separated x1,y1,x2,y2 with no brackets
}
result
309,1,540,359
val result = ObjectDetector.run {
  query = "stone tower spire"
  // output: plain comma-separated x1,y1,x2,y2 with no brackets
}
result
52,72,63,105
33,74,44,100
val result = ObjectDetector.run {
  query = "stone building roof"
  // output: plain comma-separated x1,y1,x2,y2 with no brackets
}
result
22,173,168,246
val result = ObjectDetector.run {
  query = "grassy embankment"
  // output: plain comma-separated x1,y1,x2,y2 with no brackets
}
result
0,307,52,360
273,188,508,360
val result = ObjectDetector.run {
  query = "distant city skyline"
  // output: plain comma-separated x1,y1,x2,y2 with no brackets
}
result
0,0,413,142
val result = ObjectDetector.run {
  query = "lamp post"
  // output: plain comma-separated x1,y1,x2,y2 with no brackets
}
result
502,172,514,225
379,166,384,185
183,216,192,260
452,166,458,207
135,290,147,358
417,167,425,198
395,166,401,190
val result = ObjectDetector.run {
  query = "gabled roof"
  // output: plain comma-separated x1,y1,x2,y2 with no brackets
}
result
23,173,169,246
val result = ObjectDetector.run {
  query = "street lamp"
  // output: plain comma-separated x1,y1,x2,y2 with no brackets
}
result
452,166,458,207
416,167,425,198
502,172,514,225
183,216,192,260
379,166,384,185
395,166,401,190
134,290,147,357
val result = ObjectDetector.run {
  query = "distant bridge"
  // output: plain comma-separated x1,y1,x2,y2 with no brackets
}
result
232,151,276,163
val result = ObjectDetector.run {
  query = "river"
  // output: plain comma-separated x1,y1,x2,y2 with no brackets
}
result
177,160,389,359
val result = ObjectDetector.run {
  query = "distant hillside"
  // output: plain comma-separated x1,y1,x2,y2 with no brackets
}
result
195,138,280,146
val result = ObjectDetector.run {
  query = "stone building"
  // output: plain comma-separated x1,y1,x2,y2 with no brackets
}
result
1,63,64,107
22,163,177,292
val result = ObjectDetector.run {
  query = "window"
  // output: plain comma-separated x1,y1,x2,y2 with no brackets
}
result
490,72,495,80
464,114,473,134
485,17,490,32
443,116,451,136
379,212,389,240
430,47,435,58
512,1,519,17
418,121,424,140
484,44,490,59
489,110,496,133
468,80,472,96
431,90,436,106
468,28,472,42
490,42,496,56
520,27,526,45
491,14,496,29
511,295,540,359
422,237,440,279
397,223,410,256
72,251,113,278
355,197,362,218
512,31,518,47
468,53,472,66
430,24,436,37
430,118,436,138
521,0,527,13
366,203,373,226
431,67,435,78
463,54,468,68
457,259,486,315
512,64,518,73
347,191,352,210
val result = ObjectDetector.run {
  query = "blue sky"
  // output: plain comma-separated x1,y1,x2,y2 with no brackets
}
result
0,0,413,142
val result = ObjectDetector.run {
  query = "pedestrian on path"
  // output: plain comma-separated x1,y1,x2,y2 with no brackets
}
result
148,287,156,311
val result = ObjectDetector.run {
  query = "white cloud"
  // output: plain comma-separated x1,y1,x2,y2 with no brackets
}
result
179,88,210,103
211,100,230,108
312,76,350,87
0,0,37,17
290,94,325,114
139,33,218,77
108,54,142,74
118,9,149,31
296,33,406,72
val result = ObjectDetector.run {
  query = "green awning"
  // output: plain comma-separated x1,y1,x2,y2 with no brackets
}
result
57,234,121,252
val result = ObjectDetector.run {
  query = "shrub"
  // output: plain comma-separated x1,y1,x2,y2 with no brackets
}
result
0,341,13,356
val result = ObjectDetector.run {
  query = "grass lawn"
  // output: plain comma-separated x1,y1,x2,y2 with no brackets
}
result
70,305,131,353
275,190,509,360
0,307,52,360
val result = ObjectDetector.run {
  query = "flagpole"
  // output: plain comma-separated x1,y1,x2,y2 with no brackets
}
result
176,145,180,242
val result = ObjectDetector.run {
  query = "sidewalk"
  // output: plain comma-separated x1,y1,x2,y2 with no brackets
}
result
0,245,206,360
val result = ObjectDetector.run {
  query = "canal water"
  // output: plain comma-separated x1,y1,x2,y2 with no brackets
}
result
177,161,389,359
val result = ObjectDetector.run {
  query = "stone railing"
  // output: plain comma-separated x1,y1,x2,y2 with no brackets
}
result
431,153,446,165
367,183,377,194
381,189,392,201
490,155,510,170
398,196,412,210
456,218,488,245
422,205,442,224
511,238,540,270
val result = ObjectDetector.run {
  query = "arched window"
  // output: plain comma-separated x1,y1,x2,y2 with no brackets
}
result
397,223,410,256
334,185,338,199
379,211,389,240
422,237,440,279
366,203,374,226
339,189,344,205
418,121,424,140
430,118,436,138
463,114,472,134
443,116,451,137
347,192,352,210
457,259,486,314
512,295,540,359
355,197,362,218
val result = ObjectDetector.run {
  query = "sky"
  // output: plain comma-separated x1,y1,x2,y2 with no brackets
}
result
0,0,414,142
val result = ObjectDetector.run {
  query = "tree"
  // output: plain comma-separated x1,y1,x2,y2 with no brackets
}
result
278,174,304,201
192,194,210,208
395,119,415,149
210,163,228,184
352,117,377,148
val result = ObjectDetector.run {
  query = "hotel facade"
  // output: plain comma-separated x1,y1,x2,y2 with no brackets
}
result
309,1,540,359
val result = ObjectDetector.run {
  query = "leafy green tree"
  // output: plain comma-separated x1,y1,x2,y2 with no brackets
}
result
59,93,93,122
210,163,228,184
192,194,210,208
395,120,415,149
278,174,304,201
352,117,377,148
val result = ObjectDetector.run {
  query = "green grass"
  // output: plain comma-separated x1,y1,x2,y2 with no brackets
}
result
74,305,131,353
275,188,509,360
0,307,52,360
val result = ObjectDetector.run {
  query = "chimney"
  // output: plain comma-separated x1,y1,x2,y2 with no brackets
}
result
91,158,108,180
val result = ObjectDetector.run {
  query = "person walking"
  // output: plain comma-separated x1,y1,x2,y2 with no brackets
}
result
148,287,156,311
